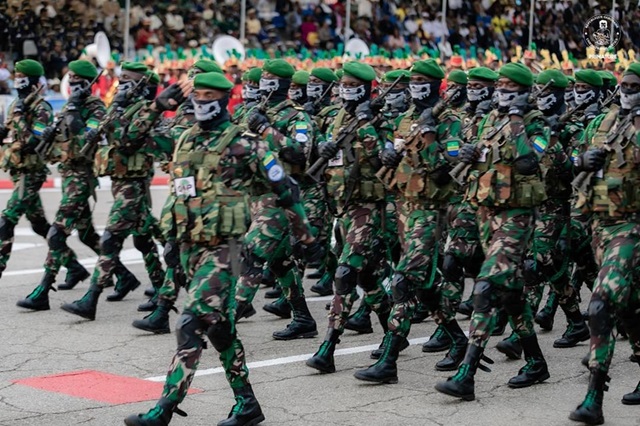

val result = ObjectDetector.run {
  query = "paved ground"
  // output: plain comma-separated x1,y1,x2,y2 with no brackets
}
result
0,184,638,426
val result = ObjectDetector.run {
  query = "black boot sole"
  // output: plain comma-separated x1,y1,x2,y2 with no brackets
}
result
422,342,451,353
143,287,156,297
310,285,333,296
264,289,282,299
16,300,50,311
507,371,550,389
534,315,554,331
496,343,522,360
60,303,96,321
435,358,463,371
306,271,323,279
105,280,141,302
344,323,373,334
272,329,318,340
434,382,475,401
237,305,257,320
553,330,590,348
305,358,335,373
262,304,292,319
58,270,91,290
568,411,604,425
219,413,266,426
353,371,398,384
131,321,170,334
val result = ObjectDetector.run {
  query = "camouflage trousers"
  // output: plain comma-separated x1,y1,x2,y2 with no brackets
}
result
569,208,598,292
161,242,250,405
387,200,440,338
469,207,535,349
0,167,50,273
587,218,640,373
524,199,579,316
91,178,164,289
44,169,101,276
441,200,483,323
383,196,400,265
328,202,388,332
235,199,302,304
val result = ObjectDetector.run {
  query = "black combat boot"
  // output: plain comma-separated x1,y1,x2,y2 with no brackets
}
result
217,384,265,426
261,268,276,288
345,300,373,334
17,272,56,311
507,334,550,388
306,329,341,373
496,332,522,360
422,325,452,353
132,300,173,334
354,332,403,384
310,272,334,296
264,285,282,299
491,307,508,336
106,271,141,301
124,397,186,426
622,381,640,405
435,344,493,401
436,320,469,371
138,292,158,312
235,301,256,321
144,287,156,297
535,290,558,331
569,369,610,425
58,259,90,290
582,352,590,368
272,297,317,340
410,302,430,324
553,309,590,348
61,284,102,320
370,333,409,359
457,296,473,317
262,295,292,319
306,265,325,280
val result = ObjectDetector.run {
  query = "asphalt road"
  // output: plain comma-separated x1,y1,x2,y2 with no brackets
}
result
0,184,638,426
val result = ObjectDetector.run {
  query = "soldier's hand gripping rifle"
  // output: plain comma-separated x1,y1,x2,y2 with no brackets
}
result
78,73,151,159
599,85,620,110
306,75,404,183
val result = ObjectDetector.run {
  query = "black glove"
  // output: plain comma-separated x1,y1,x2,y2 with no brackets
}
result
355,101,373,121
380,148,401,168
577,148,607,172
163,241,180,268
631,103,640,119
475,100,493,117
318,141,339,160
545,115,560,133
279,146,306,166
155,83,187,112
39,126,56,144
67,88,88,111
303,101,315,116
583,103,600,121
12,98,25,115
84,128,100,145
0,125,8,140
301,239,325,267
459,144,479,164
508,93,533,117
247,110,270,134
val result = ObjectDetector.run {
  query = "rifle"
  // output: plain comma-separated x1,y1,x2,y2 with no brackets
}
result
78,73,152,159
599,85,620,110
449,79,556,185
312,81,335,111
306,75,404,183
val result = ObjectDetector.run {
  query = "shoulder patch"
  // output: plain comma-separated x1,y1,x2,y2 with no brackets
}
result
446,140,460,156
32,121,46,136
533,135,548,153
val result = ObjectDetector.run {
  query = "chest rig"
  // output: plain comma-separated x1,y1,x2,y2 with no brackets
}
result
171,124,250,244
1,98,50,171
50,97,102,165
466,109,547,208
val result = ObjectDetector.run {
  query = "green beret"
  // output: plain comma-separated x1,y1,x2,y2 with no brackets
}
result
343,61,377,82
68,60,98,80
194,72,234,91
536,69,568,88
575,69,603,87
146,71,160,85
499,62,534,87
467,66,499,82
193,59,223,74
597,70,617,85
121,61,148,74
243,68,262,84
292,70,309,85
447,70,468,85
15,59,44,77
411,59,445,79
335,69,344,79
567,75,576,84
262,59,295,79
625,63,640,79
311,67,338,83
383,69,410,84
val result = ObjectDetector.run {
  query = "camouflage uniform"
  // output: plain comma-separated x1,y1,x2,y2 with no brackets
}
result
0,95,52,276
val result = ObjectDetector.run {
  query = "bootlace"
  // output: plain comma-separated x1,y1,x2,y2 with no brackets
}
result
142,405,164,420
583,389,599,407
452,364,470,381
231,395,246,415
520,358,536,373
317,341,332,357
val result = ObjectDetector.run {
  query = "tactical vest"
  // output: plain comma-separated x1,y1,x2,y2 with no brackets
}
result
0,98,50,171
325,108,385,203
588,107,640,218
466,110,547,208
267,100,308,177
316,104,341,134
388,107,455,204
94,102,154,178
49,97,103,165
171,124,250,244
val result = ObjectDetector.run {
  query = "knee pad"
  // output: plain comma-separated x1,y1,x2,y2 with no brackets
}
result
270,259,294,278
588,296,613,337
334,264,357,296
240,248,264,276
472,280,493,314
31,219,50,238
46,225,68,251
175,313,206,351
500,290,525,317
464,248,484,278
133,235,155,253
100,231,123,256
78,230,100,249
390,273,412,304
0,217,14,240
206,320,235,352
357,266,379,292
442,254,464,283
522,258,540,287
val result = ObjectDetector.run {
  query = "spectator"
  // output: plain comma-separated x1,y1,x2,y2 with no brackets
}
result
301,15,318,48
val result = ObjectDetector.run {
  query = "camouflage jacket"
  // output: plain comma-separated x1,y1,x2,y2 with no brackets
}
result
1,96,53,172
231,101,259,125
161,120,312,244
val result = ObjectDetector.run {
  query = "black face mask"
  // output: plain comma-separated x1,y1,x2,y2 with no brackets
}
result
307,82,330,104
181,93,195,115
16,76,40,98
288,85,307,104
410,80,440,111
536,88,565,116
343,83,372,113
446,86,467,107
195,94,230,130
259,77,290,103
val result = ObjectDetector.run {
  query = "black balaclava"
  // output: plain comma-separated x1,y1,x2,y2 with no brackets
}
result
260,77,290,103
15,75,40,98
537,88,565,116
409,79,441,112
194,94,230,130
340,81,372,114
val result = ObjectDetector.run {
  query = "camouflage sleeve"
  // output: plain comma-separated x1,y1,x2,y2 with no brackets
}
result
377,116,397,149
11,99,53,150
121,101,162,152
357,121,382,161
516,115,547,159
72,99,106,150
438,115,463,164
264,110,313,156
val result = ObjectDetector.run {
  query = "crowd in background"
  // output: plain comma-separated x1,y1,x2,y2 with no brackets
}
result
0,0,639,88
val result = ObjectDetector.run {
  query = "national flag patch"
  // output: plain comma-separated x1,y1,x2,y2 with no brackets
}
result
86,118,100,130
262,152,277,170
295,122,308,133
295,122,308,142
447,141,460,156
32,122,46,136
571,148,579,164
533,136,548,153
